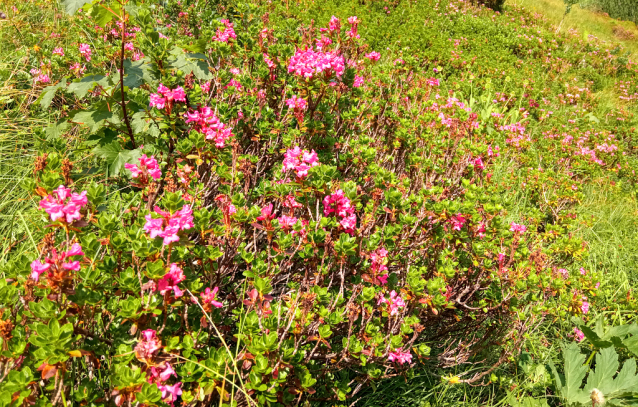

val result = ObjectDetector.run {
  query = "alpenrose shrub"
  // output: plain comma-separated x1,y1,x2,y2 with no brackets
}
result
0,0,597,405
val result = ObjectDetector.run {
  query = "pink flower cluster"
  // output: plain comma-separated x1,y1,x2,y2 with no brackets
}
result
184,106,234,148
510,222,527,234
53,47,64,56
149,84,186,110
257,203,276,222
134,330,183,405
370,247,389,285
581,300,589,314
329,16,340,32
573,327,585,342
378,290,405,316
288,48,345,79
79,43,91,61
282,147,320,178
30,243,84,282
388,349,412,365
39,185,88,224
134,329,162,361
213,19,236,43
156,264,186,298
201,287,223,308
30,69,50,84
347,16,360,39
285,95,308,123
144,205,194,245
125,154,162,181
449,213,466,231
365,51,380,61
323,189,356,233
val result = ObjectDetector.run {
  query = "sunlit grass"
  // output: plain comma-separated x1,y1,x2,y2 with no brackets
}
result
508,0,638,58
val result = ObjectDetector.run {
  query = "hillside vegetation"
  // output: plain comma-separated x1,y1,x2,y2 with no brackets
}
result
1,0,638,406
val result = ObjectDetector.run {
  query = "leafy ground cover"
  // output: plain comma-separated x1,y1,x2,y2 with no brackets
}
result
1,0,638,406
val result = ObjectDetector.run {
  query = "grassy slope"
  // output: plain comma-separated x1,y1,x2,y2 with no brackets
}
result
1,0,638,406
509,0,638,57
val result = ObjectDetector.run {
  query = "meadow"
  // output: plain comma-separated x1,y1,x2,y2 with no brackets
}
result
1,0,638,406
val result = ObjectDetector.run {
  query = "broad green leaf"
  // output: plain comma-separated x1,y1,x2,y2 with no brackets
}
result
169,48,212,80
561,343,590,404
71,101,118,132
131,111,160,137
62,0,92,15
622,336,638,358
67,75,108,99
45,120,70,140
93,141,141,176
38,79,67,109
123,58,157,88
585,347,619,393
91,2,122,28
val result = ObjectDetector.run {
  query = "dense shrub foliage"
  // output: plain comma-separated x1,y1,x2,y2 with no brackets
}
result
2,0,638,405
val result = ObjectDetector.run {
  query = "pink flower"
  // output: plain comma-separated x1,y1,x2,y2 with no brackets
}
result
449,213,466,231
184,106,234,148
30,261,51,282
282,147,320,178
149,93,166,109
328,16,340,32
365,51,381,61
510,222,527,234
159,382,182,405
426,77,440,86
340,213,357,233
288,48,345,79
39,186,88,224
134,329,162,361
144,205,194,245
213,19,236,43
474,157,485,170
62,261,80,271
256,203,275,221
53,47,64,56
226,78,242,91
559,268,569,279
283,195,302,209
595,282,600,289
573,327,585,342
353,75,364,88
378,290,405,316
79,43,91,61
580,267,587,275
285,95,307,123
581,301,589,314
125,154,162,181
388,349,412,365
323,190,354,217
156,263,186,298
278,215,298,230
201,287,223,308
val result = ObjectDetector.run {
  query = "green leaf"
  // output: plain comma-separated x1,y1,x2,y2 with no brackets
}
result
123,58,157,88
556,343,590,404
71,101,118,132
93,141,141,176
38,79,67,109
585,347,619,394
169,48,212,80
62,0,92,15
68,75,108,99
91,2,121,28
45,120,70,140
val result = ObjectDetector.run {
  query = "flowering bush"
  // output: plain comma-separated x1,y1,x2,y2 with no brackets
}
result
2,0,634,405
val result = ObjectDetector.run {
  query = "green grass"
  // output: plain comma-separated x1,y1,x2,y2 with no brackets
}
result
508,0,638,58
